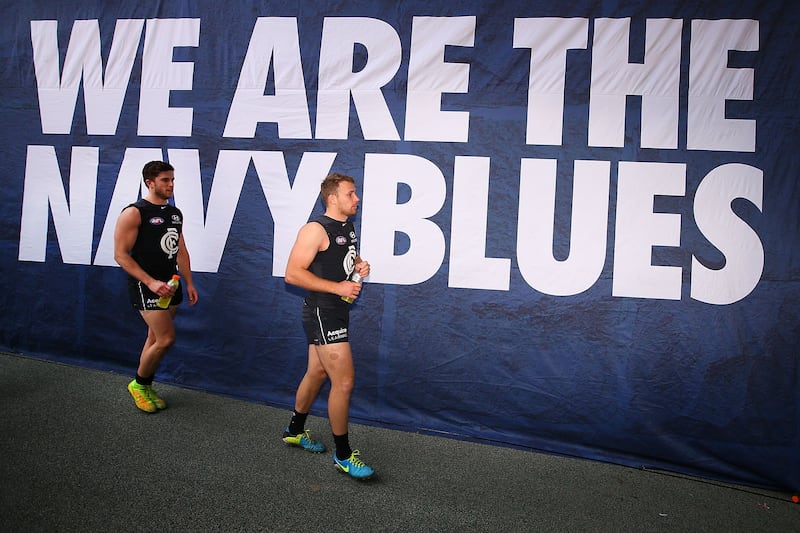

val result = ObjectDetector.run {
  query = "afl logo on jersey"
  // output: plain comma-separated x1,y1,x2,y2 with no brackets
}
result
336,236,347,245
149,217,165,225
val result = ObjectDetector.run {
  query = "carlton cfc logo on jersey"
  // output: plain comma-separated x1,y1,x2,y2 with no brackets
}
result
336,236,347,245
149,217,165,225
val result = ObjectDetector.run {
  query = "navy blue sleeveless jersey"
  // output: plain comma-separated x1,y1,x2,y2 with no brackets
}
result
127,199,183,283
305,215,358,309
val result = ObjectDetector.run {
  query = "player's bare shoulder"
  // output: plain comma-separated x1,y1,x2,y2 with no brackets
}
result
299,220,329,251
117,204,142,226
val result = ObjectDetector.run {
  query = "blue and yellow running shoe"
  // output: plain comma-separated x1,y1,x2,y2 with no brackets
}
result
282,428,326,453
334,450,374,479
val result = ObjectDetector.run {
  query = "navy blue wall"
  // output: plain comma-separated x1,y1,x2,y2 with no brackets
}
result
1,0,797,490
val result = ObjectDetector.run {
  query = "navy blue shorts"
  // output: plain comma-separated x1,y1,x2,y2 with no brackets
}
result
128,279,183,310
302,302,349,345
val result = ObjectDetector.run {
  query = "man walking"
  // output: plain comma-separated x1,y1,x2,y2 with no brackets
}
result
114,160,198,413
282,172,374,479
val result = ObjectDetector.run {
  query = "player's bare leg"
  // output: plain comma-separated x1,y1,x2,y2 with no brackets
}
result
127,307,176,412
314,342,354,436
137,308,177,377
282,345,329,453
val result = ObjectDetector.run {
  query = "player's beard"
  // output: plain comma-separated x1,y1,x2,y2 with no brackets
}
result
154,187,173,201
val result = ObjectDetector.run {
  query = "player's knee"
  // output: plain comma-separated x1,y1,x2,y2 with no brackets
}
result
333,377,354,396
157,332,176,349
310,365,327,381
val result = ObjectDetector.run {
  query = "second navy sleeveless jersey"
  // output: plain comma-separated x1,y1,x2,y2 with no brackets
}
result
306,215,358,309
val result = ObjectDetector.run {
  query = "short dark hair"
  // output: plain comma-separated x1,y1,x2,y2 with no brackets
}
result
320,172,355,206
142,161,174,184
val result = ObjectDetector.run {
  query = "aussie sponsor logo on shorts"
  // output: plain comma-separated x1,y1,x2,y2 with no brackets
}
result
326,327,348,342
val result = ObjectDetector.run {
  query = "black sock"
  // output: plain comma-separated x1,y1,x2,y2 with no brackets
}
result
334,433,351,460
135,373,153,386
287,411,308,436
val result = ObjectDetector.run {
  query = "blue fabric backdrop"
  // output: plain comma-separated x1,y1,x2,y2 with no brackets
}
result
1,0,797,490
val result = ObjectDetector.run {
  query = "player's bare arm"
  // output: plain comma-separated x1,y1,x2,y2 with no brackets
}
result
113,206,172,298
176,234,199,306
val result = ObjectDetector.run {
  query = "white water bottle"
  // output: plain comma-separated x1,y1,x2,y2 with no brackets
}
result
156,275,181,309
341,271,362,304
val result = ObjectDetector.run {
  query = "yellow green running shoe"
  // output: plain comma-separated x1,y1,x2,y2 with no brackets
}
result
143,385,166,410
127,380,157,413
282,428,326,453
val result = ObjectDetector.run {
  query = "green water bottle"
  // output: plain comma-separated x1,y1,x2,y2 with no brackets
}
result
156,275,181,309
